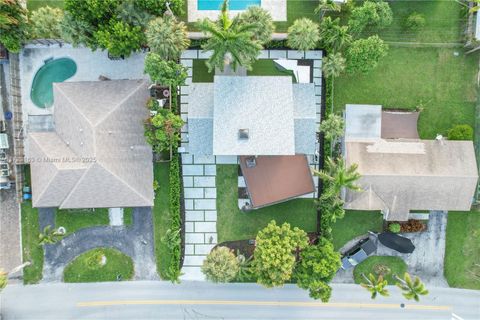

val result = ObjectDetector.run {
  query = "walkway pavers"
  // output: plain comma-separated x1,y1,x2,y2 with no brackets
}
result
0,189,22,275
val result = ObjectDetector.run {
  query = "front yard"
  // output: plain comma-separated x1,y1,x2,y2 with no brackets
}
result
331,210,383,250
444,210,480,290
216,165,317,242
353,256,408,284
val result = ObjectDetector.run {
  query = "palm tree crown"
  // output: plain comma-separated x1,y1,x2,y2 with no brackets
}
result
322,52,346,78
315,0,341,18
197,0,262,72
360,273,390,299
315,157,361,195
395,273,429,302
146,15,190,61
287,18,320,51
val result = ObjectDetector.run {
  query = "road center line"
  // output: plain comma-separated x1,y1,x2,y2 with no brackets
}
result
77,299,451,311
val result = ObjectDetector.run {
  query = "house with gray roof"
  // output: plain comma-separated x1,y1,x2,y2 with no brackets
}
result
187,75,317,208
344,104,478,221
28,79,154,208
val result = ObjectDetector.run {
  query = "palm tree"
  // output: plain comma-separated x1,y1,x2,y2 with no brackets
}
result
395,273,429,302
38,225,64,245
287,18,320,52
319,17,352,52
197,0,262,72
146,15,190,61
235,5,275,45
360,273,390,299
322,52,345,113
315,0,341,19
314,157,361,195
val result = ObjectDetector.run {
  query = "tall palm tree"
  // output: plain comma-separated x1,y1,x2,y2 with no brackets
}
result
197,0,262,72
287,18,320,52
319,17,352,52
314,157,361,195
38,225,64,245
395,273,429,302
322,52,345,113
360,273,390,299
146,15,190,61
315,0,341,19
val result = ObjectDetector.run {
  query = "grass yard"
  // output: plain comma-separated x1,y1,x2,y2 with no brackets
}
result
275,0,318,33
55,208,109,235
334,47,478,138
444,210,480,290
63,248,134,283
26,0,64,11
216,165,316,242
331,210,383,250
192,59,214,83
20,200,44,284
353,256,408,284
152,162,172,279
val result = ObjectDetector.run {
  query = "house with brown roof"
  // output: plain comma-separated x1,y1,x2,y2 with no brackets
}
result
344,104,478,221
28,79,154,208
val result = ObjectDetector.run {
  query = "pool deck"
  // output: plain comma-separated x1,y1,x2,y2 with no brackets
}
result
187,0,286,22
19,44,148,158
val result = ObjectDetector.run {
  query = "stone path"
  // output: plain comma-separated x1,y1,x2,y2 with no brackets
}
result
179,50,323,280
39,207,158,282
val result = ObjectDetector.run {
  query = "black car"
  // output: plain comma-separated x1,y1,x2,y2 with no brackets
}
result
341,238,377,270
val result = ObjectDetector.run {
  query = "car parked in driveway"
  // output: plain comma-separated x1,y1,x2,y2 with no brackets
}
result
341,238,377,270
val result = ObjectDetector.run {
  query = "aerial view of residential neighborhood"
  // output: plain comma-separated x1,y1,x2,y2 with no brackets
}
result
0,0,479,319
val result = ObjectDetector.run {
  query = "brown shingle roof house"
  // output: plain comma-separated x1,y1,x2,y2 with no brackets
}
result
344,104,478,221
28,79,154,208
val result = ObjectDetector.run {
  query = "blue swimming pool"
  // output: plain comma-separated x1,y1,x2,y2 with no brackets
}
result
198,0,261,10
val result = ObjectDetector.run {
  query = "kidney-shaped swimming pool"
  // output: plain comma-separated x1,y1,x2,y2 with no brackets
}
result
30,57,77,108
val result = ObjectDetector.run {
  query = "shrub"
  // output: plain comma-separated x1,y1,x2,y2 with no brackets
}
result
287,18,320,51
94,20,145,58
201,247,239,282
447,124,473,141
144,109,184,154
346,35,389,74
254,221,309,287
388,223,401,233
319,113,345,141
30,6,64,39
348,1,393,35
405,12,426,31
0,0,28,52
144,53,188,86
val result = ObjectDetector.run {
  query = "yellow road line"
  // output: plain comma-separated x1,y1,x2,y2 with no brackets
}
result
77,299,451,311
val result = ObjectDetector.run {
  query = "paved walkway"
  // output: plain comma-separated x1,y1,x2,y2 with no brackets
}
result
39,207,158,282
179,49,323,280
0,189,22,276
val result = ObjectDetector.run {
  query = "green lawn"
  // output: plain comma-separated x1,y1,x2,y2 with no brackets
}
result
444,210,480,289
216,165,316,242
55,208,109,235
26,0,64,11
353,256,408,284
193,59,295,83
334,47,478,138
20,200,44,284
331,210,383,250
275,0,318,33
63,248,134,283
124,207,133,225
152,162,172,279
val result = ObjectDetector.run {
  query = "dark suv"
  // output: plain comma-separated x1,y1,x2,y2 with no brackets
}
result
341,238,377,270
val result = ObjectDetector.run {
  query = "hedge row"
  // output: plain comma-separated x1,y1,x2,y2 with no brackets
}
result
166,153,182,282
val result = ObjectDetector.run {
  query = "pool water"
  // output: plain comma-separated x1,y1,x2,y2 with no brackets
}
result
198,0,261,10
30,57,77,108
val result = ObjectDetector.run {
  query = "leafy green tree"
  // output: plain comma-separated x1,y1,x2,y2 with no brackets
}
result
315,0,341,19
30,6,64,39
322,52,346,113
346,35,388,74
360,273,390,299
117,0,153,28
197,0,262,72
395,273,429,302
295,238,341,301
236,6,275,45
405,12,426,31
144,109,184,153
287,18,320,51
135,0,185,16
447,124,473,140
144,53,188,86
64,0,117,26
146,15,190,60
0,0,28,52
38,225,64,245
94,20,144,58
315,156,361,196
319,113,345,141
348,1,393,35
201,247,240,283
254,221,309,288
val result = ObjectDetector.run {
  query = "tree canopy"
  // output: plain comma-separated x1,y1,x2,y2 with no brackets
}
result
201,247,240,283
348,1,393,35
94,20,144,58
0,0,28,52
287,18,320,51
236,6,275,45
144,53,188,86
146,15,190,60
30,6,64,39
254,221,309,287
144,109,184,153
346,35,388,74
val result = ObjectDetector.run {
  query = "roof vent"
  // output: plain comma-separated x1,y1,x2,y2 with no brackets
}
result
238,129,249,140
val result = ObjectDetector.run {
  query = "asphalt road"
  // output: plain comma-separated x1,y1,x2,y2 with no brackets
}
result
1,281,478,320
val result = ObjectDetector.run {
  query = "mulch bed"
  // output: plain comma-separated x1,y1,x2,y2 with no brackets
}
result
388,219,427,233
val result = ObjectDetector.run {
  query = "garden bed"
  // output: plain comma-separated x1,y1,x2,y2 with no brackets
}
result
387,219,427,233
353,256,408,284
63,248,134,283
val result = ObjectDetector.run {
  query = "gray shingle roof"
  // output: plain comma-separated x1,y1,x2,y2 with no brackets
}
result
187,78,316,156
29,79,154,208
